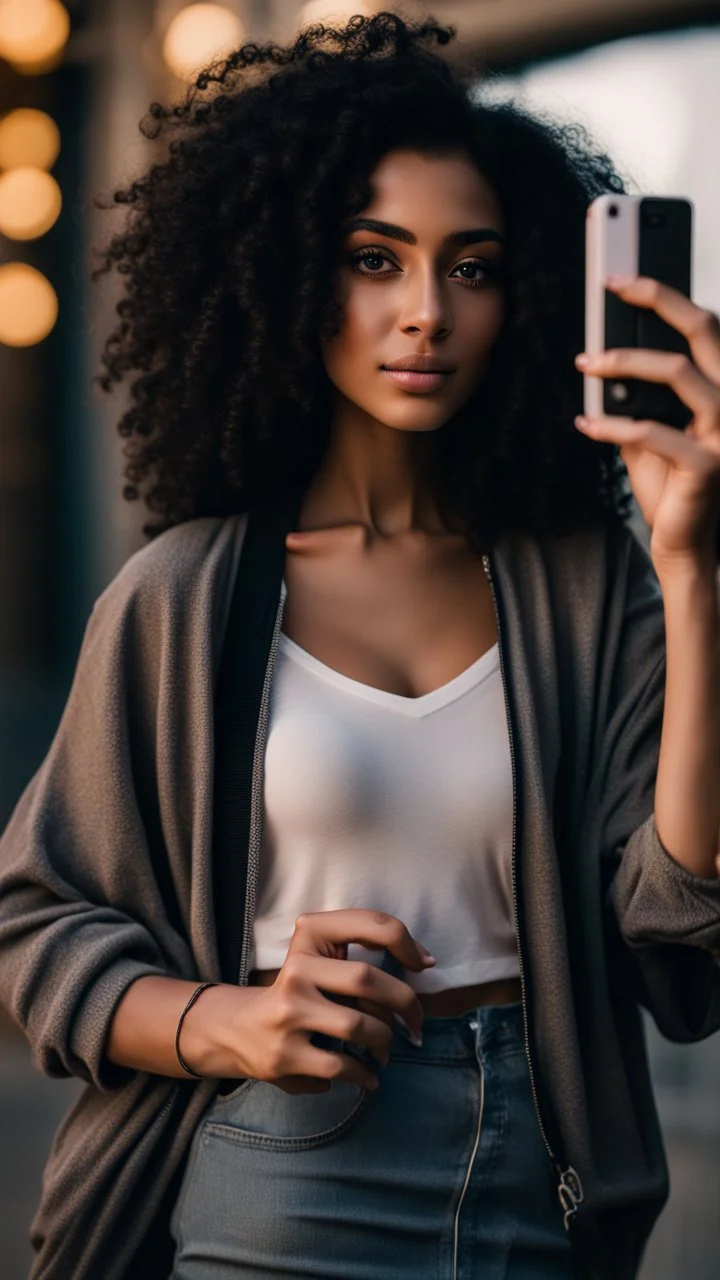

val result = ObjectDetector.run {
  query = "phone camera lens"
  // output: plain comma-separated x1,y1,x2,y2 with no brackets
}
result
608,204,619,218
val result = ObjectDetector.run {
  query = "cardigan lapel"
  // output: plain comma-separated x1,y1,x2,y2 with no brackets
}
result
212,493,304,986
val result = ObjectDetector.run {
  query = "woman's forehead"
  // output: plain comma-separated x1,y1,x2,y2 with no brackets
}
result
355,150,504,233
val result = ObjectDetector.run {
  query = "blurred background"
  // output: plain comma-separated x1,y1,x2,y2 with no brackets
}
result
1,1,719,1276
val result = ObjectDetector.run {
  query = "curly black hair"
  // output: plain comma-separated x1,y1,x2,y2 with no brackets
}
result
91,10,633,550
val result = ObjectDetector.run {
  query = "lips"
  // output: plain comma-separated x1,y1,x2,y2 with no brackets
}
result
379,353,456,393
381,369,451,393
381,355,456,373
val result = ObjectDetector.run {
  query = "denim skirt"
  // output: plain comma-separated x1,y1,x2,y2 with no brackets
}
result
169,1001,576,1279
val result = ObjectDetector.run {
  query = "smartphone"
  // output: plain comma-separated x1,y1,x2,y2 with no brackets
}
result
584,194,693,429
339,948,414,1070
312,948,406,1074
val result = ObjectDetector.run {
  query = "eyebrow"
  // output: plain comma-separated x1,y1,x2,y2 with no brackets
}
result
342,217,505,247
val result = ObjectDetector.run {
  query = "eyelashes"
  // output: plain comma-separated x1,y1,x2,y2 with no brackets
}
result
348,247,502,287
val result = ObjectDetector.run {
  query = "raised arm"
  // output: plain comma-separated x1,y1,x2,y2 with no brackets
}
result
599,527,720,1041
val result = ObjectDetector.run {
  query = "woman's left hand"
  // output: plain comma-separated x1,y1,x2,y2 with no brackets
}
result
574,276,720,568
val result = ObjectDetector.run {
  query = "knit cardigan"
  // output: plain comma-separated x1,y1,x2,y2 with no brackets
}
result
1,504,719,1280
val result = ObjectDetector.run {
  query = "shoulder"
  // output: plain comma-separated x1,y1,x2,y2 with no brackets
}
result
497,514,652,604
495,516,662,674
535,514,658,608
96,513,248,608
89,512,249,640
542,517,664,678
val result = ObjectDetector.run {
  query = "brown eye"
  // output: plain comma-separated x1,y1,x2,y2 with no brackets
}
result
348,249,502,285
349,249,393,275
451,259,502,287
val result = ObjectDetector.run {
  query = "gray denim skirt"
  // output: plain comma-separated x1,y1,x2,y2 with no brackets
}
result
169,1000,576,1279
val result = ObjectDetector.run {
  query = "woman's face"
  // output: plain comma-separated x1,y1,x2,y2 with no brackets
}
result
320,148,506,435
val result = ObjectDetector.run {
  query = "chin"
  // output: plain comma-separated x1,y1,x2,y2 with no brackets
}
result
381,411,454,434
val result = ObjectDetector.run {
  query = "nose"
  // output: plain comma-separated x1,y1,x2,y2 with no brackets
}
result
399,266,453,338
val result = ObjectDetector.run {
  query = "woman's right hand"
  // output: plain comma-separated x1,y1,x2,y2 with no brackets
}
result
180,909,436,1093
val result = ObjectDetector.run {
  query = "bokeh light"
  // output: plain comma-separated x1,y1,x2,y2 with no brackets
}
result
0,262,58,347
0,0,70,73
296,1,373,28
162,3,245,82
0,109,61,173
0,167,62,239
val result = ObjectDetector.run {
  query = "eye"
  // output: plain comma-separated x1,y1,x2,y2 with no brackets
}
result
349,248,395,276
451,259,502,287
348,248,501,287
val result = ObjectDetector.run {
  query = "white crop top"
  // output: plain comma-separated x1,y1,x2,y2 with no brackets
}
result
250,579,519,993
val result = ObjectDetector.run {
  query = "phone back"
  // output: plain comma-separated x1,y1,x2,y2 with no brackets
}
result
585,195,693,429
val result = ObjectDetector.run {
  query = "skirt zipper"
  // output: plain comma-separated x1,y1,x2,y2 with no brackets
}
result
237,582,287,988
482,551,584,1233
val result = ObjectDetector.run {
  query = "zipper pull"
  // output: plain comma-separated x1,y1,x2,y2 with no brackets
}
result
557,1166,584,1231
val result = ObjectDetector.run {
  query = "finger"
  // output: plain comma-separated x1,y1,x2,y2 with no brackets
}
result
575,414,714,467
578,348,720,429
287,951,425,1038
300,1042,381,1091
354,995,397,1033
289,908,436,972
311,997,394,1059
319,988,397,1034
606,276,720,384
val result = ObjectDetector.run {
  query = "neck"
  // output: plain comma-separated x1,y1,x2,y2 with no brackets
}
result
298,397,457,540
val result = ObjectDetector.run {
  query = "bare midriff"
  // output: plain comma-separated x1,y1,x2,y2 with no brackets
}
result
248,968,522,1016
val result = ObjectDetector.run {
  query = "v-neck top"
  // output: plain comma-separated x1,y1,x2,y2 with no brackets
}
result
251,579,518,992
277,629,500,719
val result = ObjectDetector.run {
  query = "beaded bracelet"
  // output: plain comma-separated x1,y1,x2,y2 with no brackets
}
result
175,981,219,1078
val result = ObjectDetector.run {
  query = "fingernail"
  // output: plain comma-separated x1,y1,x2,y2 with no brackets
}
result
606,274,635,288
421,952,437,966
575,353,589,368
393,1013,423,1047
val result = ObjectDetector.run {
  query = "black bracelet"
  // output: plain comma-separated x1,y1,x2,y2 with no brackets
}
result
175,981,219,1079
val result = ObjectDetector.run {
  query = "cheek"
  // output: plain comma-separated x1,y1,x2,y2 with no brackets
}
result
321,292,383,384
470,291,505,345
456,295,505,380
342,287,387,342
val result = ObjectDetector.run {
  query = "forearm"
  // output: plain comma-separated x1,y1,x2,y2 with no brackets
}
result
105,974,263,1079
654,554,720,879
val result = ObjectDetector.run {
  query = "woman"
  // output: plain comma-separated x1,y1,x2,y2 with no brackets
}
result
1,13,720,1280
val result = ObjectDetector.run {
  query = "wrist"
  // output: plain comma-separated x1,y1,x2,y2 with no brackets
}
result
178,982,264,1079
651,546,718,585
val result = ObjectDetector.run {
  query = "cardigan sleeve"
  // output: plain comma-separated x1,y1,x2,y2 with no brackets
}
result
0,580,194,1092
600,526,720,1042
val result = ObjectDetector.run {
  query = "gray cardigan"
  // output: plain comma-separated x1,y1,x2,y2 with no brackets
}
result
1,509,719,1280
